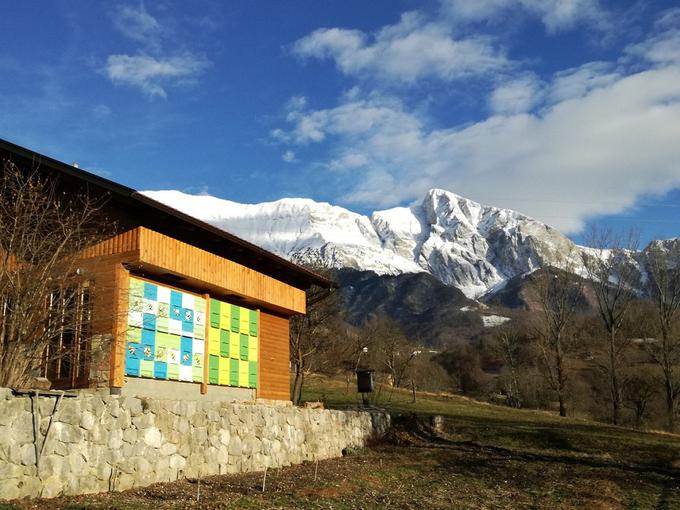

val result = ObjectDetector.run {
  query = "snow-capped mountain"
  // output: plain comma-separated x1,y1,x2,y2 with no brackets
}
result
143,188,586,298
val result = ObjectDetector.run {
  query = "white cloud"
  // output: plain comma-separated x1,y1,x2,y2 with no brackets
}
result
489,75,544,114
549,62,620,102
274,52,680,233
292,11,510,83
282,150,297,163
113,5,163,49
104,53,210,98
442,0,608,33
627,28,680,65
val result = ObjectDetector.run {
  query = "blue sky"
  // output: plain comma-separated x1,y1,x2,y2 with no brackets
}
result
1,1,680,246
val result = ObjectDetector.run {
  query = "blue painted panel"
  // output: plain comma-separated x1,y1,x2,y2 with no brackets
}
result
141,328,156,346
170,305,182,321
142,313,156,331
143,282,158,301
180,336,193,366
170,290,183,309
154,361,168,379
125,357,140,377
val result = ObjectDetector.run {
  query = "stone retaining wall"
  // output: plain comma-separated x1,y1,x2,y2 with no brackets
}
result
0,389,390,500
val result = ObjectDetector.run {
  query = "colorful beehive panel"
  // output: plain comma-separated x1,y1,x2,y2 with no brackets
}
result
125,277,206,384
204,297,259,389
124,277,259,389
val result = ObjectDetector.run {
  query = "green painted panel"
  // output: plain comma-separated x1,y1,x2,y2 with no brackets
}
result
240,333,249,360
220,329,229,357
167,363,179,380
249,309,258,336
208,355,219,384
230,305,240,332
140,360,154,378
229,358,239,386
127,326,142,343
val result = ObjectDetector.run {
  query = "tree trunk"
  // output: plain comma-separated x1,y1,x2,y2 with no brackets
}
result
291,362,304,405
558,391,567,417
665,377,675,432
609,329,621,425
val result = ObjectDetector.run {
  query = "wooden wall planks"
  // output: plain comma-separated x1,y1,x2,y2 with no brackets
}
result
137,228,306,315
258,311,291,401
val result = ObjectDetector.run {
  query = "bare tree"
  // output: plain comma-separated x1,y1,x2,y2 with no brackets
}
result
533,260,585,417
289,279,337,404
493,326,524,408
0,159,107,388
582,228,640,425
622,366,657,429
644,240,680,431
363,316,416,388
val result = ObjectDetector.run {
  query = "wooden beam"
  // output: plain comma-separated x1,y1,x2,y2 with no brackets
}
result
201,293,210,395
109,263,130,388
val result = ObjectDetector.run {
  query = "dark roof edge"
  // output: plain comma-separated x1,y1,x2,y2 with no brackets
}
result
0,137,334,289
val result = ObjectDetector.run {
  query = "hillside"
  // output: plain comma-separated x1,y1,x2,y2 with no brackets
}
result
17,375,680,509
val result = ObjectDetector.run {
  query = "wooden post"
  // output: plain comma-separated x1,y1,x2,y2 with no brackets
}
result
201,294,210,395
109,263,129,388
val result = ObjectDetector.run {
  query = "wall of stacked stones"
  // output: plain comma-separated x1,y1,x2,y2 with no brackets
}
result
0,388,390,500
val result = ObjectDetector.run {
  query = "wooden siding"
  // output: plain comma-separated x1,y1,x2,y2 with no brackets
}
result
258,311,290,401
137,228,306,315
81,229,140,259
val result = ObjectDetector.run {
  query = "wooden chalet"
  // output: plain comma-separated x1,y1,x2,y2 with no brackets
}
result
0,138,332,402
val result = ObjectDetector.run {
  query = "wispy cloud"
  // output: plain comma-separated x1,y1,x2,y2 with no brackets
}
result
113,4,164,49
105,4,211,98
105,53,210,98
282,150,297,163
489,74,544,114
441,0,610,33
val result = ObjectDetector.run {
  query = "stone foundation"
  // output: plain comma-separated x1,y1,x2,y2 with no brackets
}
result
0,388,390,500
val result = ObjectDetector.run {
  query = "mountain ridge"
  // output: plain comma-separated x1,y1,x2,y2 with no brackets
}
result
142,188,663,299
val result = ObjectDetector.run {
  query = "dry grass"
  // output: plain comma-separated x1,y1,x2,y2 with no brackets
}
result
3,375,680,509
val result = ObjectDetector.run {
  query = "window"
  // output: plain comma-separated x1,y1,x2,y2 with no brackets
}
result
44,283,91,388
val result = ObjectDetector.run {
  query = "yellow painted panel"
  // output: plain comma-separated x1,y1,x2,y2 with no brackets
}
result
240,310,249,334
218,366,229,386
209,327,220,356
248,335,258,360
238,359,249,387
229,331,240,359
220,309,230,330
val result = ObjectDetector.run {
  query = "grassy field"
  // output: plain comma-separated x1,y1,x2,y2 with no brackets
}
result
4,375,680,509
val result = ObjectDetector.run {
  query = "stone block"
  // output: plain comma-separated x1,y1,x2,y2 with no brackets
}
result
40,476,63,499
143,427,162,448
80,411,97,431
52,422,83,444
159,442,177,456
169,454,186,470
20,443,36,466
123,397,143,417
132,413,154,429
228,436,242,456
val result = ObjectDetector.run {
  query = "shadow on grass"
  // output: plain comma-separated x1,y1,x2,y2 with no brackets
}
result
388,414,680,480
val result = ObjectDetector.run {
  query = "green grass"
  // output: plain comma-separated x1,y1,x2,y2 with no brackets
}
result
303,374,680,472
